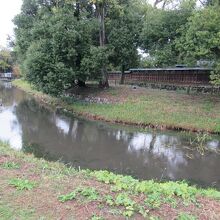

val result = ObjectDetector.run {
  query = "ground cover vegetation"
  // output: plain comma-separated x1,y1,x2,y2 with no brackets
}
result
13,0,220,96
1,140,220,219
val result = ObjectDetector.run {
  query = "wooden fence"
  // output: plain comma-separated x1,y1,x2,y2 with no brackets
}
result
108,68,212,85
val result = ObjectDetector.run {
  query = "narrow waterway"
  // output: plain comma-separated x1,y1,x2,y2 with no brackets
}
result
0,81,220,188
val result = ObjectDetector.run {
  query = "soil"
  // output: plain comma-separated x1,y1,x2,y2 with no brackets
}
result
1,152,220,219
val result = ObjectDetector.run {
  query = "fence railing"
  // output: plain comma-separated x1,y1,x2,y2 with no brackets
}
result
108,68,212,85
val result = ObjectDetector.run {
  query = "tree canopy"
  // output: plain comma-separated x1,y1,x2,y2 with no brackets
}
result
13,0,220,95
0,47,13,73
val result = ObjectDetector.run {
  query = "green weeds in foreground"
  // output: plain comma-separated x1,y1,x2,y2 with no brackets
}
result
9,178,36,191
1,161,20,169
57,171,200,218
91,215,105,220
58,187,99,202
177,213,197,220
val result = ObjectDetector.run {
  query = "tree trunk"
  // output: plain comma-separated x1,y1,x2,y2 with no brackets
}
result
120,64,125,85
97,3,109,88
75,1,86,87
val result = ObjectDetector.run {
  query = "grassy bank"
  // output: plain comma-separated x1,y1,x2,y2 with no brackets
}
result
1,141,220,219
12,79,220,133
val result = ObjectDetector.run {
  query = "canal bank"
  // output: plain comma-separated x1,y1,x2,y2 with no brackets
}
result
12,79,220,134
1,141,220,219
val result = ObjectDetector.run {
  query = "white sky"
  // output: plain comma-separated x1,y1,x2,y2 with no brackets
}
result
0,0,22,47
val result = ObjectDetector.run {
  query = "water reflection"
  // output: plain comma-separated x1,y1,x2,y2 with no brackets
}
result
0,106,22,150
0,81,220,188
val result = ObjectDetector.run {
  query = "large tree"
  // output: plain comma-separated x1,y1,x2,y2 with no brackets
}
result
14,0,97,95
175,4,220,84
107,0,142,83
140,0,196,67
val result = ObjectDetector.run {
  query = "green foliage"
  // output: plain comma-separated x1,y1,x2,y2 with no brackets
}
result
0,47,13,72
144,192,162,209
24,40,74,96
58,191,77,202
176,4,220,83
210,62,220,85
190,132,212,155
1,162,20,169
107,0,142,72
9,178,36,190
104,195,114,206
140,3,195,67
81,46,111,80
177,213,197,220
78,187,100,201
92,170,198,202
14,0,98,95
14,0,145,93
58,187,99,203
90,215,105,220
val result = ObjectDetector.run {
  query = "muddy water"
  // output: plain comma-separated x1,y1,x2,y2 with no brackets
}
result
0,81,220,188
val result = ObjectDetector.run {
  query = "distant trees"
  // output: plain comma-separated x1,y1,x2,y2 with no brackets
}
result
175,3,220,84
139,0,220,84
140,0,196,67
0,47,13,73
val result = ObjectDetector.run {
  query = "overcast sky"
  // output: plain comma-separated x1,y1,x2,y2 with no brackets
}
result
0,0,22,47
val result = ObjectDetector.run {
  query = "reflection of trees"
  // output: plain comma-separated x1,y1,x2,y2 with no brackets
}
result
150,133,157,151
0,81,25,107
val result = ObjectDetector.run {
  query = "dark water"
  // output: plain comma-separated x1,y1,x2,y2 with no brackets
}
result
0,81,220,188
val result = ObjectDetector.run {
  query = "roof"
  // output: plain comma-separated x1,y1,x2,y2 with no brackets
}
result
130,68,212,71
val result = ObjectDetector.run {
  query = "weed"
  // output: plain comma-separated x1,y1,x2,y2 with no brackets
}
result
115,193,136,217
105,195,114,206
115,193,136,207
9,178,36,190
90,214,105,220
78,187,100,201
138,206,149,218
163,196,177,208
91,215,104,220
190,132,212,155
1,161,20,169
177,212,197,220
58,187,99,203
149,216,161,220
58,191,77,202
144,193,162,209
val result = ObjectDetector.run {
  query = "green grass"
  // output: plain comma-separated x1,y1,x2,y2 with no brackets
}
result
70,98,220,133
12,79,220,133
